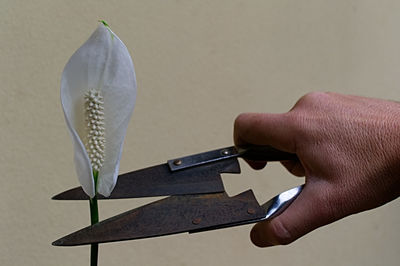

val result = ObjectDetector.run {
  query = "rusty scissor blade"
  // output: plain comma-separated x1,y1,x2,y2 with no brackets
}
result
52,157,240,200
52,190,266,246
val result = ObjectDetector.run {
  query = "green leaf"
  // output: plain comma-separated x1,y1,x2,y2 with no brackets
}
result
99,20,109,28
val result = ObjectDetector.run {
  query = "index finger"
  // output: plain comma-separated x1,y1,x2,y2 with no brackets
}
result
234,113,296,153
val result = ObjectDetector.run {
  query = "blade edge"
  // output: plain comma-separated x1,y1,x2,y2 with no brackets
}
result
52,158,240,200
52,190,264,246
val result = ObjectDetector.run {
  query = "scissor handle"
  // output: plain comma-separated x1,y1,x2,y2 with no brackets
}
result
189,184,304,234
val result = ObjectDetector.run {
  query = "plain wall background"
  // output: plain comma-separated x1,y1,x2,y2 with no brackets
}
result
1,0,399,265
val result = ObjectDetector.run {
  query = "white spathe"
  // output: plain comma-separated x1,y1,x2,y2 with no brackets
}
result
61,23,136,198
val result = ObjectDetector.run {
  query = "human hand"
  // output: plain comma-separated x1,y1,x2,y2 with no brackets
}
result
234,92,400,247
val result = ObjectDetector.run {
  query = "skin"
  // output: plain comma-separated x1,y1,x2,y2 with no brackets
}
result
234,92,400,247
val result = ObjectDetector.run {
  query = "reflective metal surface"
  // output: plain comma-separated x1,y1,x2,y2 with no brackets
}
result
262,185,304,220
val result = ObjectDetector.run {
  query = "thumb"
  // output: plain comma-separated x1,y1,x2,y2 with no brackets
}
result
250,184,337,247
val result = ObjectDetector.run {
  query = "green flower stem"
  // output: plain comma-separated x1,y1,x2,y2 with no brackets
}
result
90,196,99,224
89,170,99,266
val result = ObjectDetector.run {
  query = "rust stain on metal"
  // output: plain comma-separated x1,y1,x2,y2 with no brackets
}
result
192,218,202,225
198,193,226,199
247,208,256,215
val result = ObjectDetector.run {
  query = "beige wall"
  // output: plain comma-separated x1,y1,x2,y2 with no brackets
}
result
1,0,399,265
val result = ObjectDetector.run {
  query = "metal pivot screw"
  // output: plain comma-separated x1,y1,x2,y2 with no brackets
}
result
173,159,182,166
192,218,201,225
221,149,230,156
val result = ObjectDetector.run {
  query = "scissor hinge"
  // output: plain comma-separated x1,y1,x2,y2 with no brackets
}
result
167,146,240,171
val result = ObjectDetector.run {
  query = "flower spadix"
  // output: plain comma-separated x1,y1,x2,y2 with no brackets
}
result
61,23,136,198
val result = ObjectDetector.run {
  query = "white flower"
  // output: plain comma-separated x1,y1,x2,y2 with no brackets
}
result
61,23,136,198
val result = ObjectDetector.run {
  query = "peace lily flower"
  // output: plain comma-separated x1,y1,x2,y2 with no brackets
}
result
61,22,136,198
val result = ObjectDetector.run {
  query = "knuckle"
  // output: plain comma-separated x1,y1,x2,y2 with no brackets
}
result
284,112,303,129
294,91,330,109
304,91,329,101
283,112,308,140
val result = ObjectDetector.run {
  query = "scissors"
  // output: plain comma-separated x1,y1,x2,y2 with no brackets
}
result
52,145,303,246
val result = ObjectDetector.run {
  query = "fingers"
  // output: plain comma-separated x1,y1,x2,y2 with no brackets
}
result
234,113,296,153
281,161,305,177
246,160,267,170
245,160,305,173
234,112,298,170
250,184,337,247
